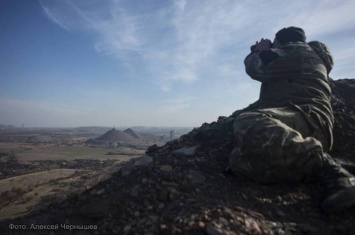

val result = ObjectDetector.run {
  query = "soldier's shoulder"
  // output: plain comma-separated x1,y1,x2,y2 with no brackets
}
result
276,42,308,54
308,41,331,52
307,41,334,72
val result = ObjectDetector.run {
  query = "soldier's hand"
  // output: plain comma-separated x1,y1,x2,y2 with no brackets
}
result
254,38,272,52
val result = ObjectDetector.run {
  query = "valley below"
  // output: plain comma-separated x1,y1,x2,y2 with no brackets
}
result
0,126,190,221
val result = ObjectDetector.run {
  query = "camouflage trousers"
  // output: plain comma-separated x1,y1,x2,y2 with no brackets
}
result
229,107,328,184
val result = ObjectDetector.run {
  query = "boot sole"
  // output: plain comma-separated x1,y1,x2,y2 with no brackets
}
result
322,187,355,213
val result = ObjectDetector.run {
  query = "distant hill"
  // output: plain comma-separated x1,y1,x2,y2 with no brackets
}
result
73,126,111,134
123,128,140,139
95,128,140,143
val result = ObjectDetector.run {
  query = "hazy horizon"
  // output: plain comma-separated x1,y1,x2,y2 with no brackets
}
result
1,0,355,128
0,124,195,129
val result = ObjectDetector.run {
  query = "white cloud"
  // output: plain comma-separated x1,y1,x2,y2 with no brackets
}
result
175,0,186,11
39,0,355,92
275,0,355,39
35,0,355,127
41,6,70,30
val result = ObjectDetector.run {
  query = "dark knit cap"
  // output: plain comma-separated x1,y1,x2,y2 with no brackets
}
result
275,26,306,44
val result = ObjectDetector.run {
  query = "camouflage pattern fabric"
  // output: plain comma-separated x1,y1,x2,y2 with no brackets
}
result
244,41,334,150
230,41,334,184
229,108,326,184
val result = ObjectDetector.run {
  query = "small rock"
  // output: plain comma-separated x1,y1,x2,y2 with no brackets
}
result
188,169,206,184
162,181,179,187
270,222,278,227
219,218,228,226
96,188,105,195
130,185,140,197
80,200,109,217
168,188,180,200
245,218,252,229
146,144,159,153
90,189,97,195
159,189,169,201
205,224,223,235
134,155,153,166
276,196,283,202
120,161,135,176
198,221,206,228
276,228,285,234
142,178,148,184
123,224,131,233
250,220,262,233
298,223,317,232
172,146,197,156
148,215,159,224
137,218,147,227
188,221,195,226
159,165,173,172
276,209,285,217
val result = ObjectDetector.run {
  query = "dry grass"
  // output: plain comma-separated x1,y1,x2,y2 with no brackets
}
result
0,142,141,220
0,143,144,162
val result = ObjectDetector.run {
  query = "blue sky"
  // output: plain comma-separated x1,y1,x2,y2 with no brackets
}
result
1,0,355,128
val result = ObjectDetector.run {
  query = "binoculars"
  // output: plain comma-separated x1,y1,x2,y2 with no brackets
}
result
250,43,273,52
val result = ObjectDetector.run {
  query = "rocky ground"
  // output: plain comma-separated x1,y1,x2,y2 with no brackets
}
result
0,79,355,235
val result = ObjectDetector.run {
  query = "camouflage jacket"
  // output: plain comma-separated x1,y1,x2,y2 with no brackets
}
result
244,41,334,150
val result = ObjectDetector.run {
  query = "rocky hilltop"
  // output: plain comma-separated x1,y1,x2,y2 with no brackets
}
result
1,79,355,235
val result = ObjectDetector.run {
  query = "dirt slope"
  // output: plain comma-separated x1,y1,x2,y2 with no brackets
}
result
1,79,355,235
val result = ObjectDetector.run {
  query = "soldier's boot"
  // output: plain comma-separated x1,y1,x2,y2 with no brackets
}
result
315,153,355,213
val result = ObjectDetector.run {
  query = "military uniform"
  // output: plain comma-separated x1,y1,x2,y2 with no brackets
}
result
229,41,334,184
